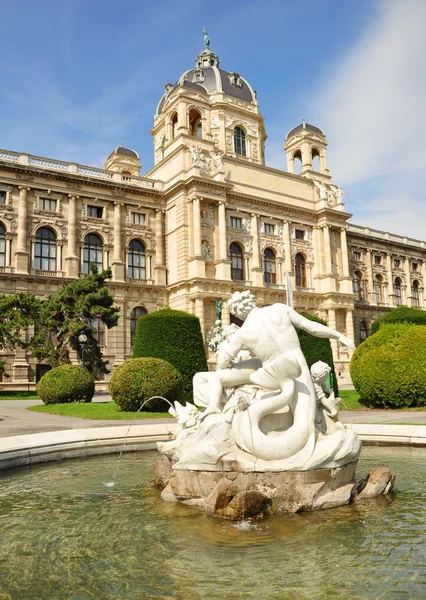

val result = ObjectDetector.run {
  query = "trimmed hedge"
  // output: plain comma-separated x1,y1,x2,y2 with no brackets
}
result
133,309,207,403
370,306,426,335
109,357,181,412
37,365,95,404
296,313,339,396
350,323,426,408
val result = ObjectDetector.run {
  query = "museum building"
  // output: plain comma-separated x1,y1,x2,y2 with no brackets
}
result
0,42,425,386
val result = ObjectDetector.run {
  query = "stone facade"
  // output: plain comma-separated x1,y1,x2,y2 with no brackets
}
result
0,46,425,387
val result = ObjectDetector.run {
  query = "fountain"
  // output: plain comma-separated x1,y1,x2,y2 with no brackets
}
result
156,291,395,518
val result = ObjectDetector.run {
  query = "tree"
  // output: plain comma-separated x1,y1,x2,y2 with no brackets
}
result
0,292,41,350
29,265,119,378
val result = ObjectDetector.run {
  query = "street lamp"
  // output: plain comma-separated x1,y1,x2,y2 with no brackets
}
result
78,333,88,367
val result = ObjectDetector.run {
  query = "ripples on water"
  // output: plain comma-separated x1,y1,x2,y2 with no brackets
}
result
0,447,425,600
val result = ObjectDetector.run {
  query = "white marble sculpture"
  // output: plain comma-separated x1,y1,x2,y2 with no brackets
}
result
158,291,361,472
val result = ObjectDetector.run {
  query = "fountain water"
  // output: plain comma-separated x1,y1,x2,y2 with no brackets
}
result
104,395,175,488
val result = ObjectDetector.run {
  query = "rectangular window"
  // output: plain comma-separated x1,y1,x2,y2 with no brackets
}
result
230,216,242,229
131,212,146,225
87,205,103,219
353,251,361,261
412,262,418,271
394,259,401,268
295,229,305,240
374,255,382,265
87,316,105,347
265,223,275,235
0,191,6,205
39,197,57,212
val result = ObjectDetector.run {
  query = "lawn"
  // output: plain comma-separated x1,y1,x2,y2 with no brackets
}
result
28,401,172,420
338,390,363,410
0,391,40,400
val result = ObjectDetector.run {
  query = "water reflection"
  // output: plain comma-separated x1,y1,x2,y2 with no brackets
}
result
0,447,425,599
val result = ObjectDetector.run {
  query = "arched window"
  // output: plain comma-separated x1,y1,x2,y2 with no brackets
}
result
127,239,146,280
171,112,178,139
34,227,56,271
412,280,420,307
263,247,276,285
121,170,132,176
293,149,302,174
295,253,307,287
234,127,246,157
353,271,362,301
394,277,402,306
83,233,103,274
311,148,321,172
130,306,147,345
374,274,383,303
0,223,5,267
189,109,202,139
229,242,244,281
359,320,369,342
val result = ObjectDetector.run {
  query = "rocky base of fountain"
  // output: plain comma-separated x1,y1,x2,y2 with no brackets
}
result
155,456,395,520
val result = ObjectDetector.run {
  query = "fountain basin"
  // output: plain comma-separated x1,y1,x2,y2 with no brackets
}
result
0,447,425,599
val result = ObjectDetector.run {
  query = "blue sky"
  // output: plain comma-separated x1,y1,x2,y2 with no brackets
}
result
1,0,425,239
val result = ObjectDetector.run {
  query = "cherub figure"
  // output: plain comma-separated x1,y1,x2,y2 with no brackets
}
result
310,361,343,434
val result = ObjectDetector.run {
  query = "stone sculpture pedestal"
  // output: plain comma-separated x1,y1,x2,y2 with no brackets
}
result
155,456,395,520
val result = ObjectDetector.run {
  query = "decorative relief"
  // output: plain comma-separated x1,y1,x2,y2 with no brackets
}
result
201,240,212,262
191,146,212,176
252,143,258,160
291,241,314,262
226,97,257,112
225,135,233,152
226,232,253,253
200,205,215,228
210,115,220,129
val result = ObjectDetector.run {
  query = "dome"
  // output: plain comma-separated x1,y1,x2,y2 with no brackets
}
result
155,47,257,116
286,122,324,139
106,145,140,160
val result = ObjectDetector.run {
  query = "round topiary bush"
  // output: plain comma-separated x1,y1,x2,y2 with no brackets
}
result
109,357,181,412
37,364,95,405
370,306,426,335
133,309,207,403
350,323,426,408
296,313,339,396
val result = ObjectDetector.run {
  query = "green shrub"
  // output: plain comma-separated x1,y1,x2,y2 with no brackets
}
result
296,313,339,396
109,357,181,412
133,309,207,403
350,323,426,408
37,365,95,404
370,306,426,335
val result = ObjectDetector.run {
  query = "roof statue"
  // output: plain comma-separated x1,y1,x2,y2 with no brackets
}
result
203,26,210,48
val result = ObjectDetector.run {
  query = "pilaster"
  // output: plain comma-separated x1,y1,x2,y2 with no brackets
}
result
15,186,29,274
65,194,79,278
111,201,125,282
251,213,263,286
154,209,167,285
215,201,231,280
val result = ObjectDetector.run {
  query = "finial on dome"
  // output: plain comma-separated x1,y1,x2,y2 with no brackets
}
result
120,142,124,147
203,26,210,48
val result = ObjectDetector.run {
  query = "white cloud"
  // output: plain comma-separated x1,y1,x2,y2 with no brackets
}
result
308,0,426,239
313,0,426,183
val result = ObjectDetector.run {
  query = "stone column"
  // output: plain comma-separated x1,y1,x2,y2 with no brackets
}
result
282,220,292,274
221,300,230,327
154,209,167,284
65,194,79,278
251,213,263,286
178,102,189,134
386,253,394,306
113,296,126,367
322,225,332,274
57,242,63,273
112,202,125,281
404,256,412,304
327,308,338,359
218,202,227,260
193,197,202,256
5,234,11,267
287,155,295,174
340,228,350,277
346,309,355,347
195,298,205,338
215,201,231,280
366,250,374,304
15,186,29,273
311,226,322,280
